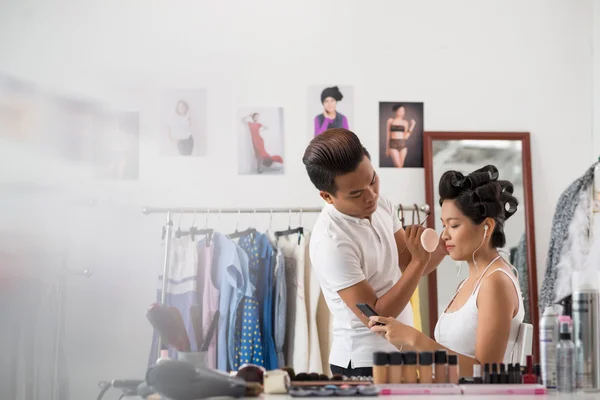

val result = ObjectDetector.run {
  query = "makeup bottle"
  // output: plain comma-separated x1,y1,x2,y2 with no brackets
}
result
373,352,389,385
448,355,460,384
491,363,499,384
522,355,537,384
483,363,491,384
557,320,576,392
534,364,542,385
434,350,448,383
419,352,434,384
403,352,418,384
540,305,559,388
500,364,508,384
388,352,403,384
514,363,522,384
472,364,483,384
507,364,515,384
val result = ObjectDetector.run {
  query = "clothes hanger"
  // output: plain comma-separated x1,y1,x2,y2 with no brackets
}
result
398,204,405,229
274,209,303,244
190,208,213,247
227,209,256,239
174,210,184,239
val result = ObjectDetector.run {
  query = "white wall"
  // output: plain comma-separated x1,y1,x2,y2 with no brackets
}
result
0,1,596,399
594,0,600,157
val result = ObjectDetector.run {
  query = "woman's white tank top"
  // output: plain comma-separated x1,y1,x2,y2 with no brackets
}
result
433,257,525,363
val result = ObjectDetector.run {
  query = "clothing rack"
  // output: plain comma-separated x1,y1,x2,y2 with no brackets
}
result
142,203,429,354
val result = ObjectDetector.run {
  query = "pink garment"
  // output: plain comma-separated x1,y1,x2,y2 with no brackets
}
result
198,241,219,368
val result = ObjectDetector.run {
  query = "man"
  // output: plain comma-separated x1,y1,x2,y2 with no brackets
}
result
303,128,447,377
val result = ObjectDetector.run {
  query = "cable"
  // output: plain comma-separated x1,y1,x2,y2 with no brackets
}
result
96,381,112,400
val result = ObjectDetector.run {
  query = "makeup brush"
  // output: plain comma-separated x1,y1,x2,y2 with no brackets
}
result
399,213,432,256
167,307,191,351
146,303,190,352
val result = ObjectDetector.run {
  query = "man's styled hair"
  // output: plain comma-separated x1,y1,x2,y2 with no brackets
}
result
302,128,370,195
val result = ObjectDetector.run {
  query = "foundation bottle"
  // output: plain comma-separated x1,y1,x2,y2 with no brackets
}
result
419,352,434,384
403,351,418,384
448,355,459,384
388,352,403,384
373,352,389,384
434,350,448,383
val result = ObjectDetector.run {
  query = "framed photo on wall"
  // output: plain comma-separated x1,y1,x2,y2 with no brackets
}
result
379,101,424,168
307,85,354,140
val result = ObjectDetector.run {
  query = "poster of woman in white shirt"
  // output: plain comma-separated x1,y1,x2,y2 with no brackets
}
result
160,89,206,157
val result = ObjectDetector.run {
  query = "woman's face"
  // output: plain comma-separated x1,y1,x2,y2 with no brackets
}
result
252,113,260,122
176,101,189,115
395,106,406,118
440,200,488,261
323,97,337,114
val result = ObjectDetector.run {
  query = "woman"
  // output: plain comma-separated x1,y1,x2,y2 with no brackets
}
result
385,104,416,168
314,86,349,136
242,113,283,172
168,100,194,156
369,165,523,375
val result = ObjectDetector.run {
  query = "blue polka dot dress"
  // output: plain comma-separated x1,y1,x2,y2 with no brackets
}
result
234,234,264,369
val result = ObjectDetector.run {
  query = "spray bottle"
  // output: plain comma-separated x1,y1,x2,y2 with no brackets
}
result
557,318,575,392
540,306,559,388
572,270,600,391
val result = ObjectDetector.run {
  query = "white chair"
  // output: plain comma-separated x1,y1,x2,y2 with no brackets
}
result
510,323,533,365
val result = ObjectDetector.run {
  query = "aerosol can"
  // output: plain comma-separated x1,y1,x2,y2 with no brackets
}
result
540,306,559,388
572,270,600,391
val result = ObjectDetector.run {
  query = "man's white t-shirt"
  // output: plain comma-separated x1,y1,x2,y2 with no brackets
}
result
309,195,414,369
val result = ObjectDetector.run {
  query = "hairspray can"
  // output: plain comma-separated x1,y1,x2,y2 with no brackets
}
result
540,306,559,388
572,270,600,391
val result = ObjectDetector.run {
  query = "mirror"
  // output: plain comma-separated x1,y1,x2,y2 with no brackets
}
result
423,131,539,359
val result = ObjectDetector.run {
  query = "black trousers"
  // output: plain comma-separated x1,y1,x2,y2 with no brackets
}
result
330,361,373,378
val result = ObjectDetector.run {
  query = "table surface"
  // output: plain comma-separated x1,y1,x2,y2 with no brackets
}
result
252,393,598,400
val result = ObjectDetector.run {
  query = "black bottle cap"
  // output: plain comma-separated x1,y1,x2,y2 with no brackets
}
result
508,363,514,371
389,352,403,365
403,351,417,365
515,363,521,372
308,372,320,381
491,363,498,373
500,364,506,373
448,355,458,366
373,352,389,366
484,363,490,372
419,352,433,365
434,350,448,364
534,364,541,376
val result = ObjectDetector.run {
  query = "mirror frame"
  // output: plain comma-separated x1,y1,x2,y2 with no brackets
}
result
423,131,539,361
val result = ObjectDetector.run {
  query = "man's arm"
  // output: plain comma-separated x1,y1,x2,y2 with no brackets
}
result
336,226,431,325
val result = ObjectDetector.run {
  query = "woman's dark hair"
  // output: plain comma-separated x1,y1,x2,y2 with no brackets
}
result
392,104,405,112
438,165,518,248
303,128,370,195
320,86,343,103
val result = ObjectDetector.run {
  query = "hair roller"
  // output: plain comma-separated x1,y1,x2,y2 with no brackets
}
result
472,165,499,180
499,180,514,195
450,171,466,188
464,171,494,189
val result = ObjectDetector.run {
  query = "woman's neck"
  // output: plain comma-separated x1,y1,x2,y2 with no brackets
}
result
466,247,499,278
325,110,337,119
